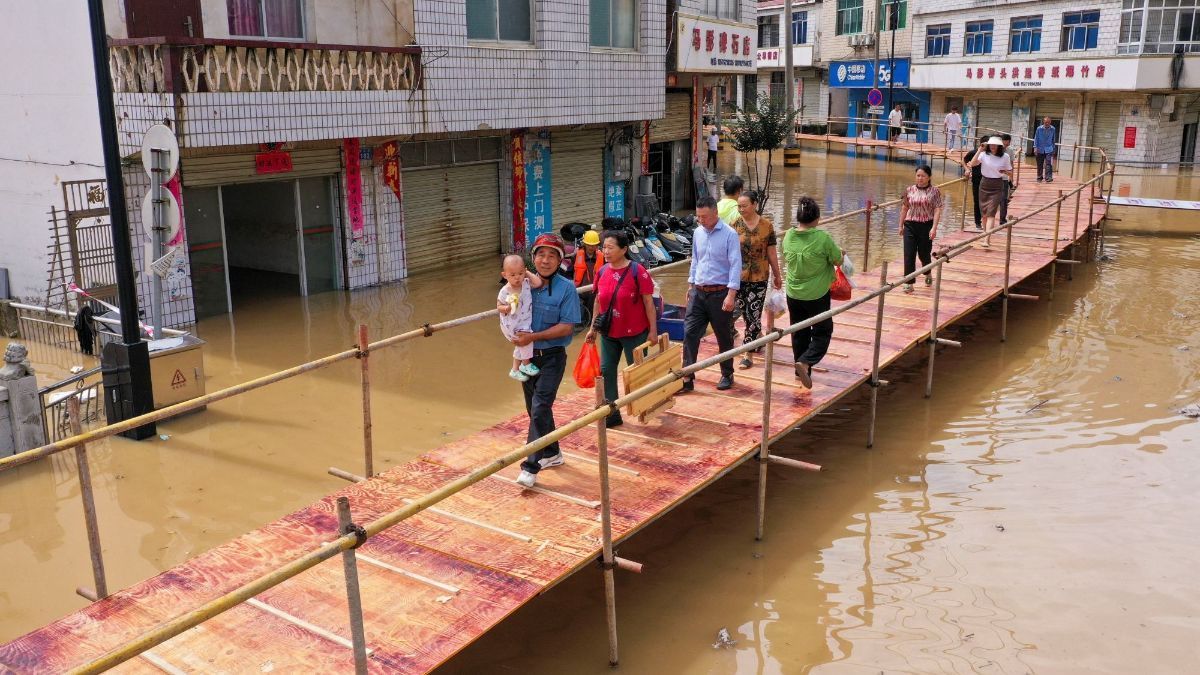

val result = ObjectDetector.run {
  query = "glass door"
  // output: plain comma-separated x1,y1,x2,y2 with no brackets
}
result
296,176,340,295
182,186,230,318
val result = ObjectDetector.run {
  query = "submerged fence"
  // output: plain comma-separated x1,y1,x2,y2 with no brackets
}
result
0,161,1113,674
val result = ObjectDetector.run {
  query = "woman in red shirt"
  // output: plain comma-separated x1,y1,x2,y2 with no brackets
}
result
585,230,658,427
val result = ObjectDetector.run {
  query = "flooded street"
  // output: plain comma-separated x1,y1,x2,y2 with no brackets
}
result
3,150,1198,672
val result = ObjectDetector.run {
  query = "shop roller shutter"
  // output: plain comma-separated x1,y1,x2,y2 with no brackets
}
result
975,99,1013,139
650,93,692,143
181,148,342,187
401,163,502,275
1089,101,1123,163
800,75,822,121
551,129,605,227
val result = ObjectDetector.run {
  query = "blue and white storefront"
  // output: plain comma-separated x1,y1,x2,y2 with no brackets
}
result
829,58,930,142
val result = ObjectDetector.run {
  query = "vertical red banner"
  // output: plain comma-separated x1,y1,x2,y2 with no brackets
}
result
692,75,701,164
510,131,527,250
1123,126,1137,149
380,140,402,201
641,120,650,174
344,138,364,238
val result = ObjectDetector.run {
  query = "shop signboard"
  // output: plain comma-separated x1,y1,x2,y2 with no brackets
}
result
676,14,756,74
524,131,553,242
829,59,909,88
911,59,1139,90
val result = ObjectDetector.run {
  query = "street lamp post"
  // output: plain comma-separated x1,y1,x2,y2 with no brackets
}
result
86,0,157,439
886,1,899,137
784,0,796,149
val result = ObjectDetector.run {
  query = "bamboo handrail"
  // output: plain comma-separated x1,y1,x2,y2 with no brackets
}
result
68,167,1113,674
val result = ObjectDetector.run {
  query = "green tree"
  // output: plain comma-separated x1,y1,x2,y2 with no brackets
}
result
727,94,799,214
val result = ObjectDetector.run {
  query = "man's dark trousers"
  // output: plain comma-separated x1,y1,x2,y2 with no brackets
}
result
683,288,735,379
520,348,567,474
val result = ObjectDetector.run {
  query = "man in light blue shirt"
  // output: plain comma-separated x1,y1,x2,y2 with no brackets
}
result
682,195,742,391
1034,117,1057,183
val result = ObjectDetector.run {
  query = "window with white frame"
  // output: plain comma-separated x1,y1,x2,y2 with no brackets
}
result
1061,10,1100,51
925,24,950,57
466,0,532,42
227,0,304,39
836,0,864,35
758,15,780,48
965,20,993,55
1120,0,1200,54
1010,16,1042,53
704,0,739,21
590,0,636,48
792,10,809,45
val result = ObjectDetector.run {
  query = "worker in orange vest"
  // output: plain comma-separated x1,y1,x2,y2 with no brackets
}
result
573,230,604,288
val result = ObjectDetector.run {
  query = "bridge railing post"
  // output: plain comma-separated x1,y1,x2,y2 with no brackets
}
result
594,385,620,666
755,324,776,541
867,261,889,448
68,397,108,602
336,497,370,675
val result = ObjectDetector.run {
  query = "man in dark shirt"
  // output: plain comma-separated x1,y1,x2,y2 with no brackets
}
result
961,135,988,230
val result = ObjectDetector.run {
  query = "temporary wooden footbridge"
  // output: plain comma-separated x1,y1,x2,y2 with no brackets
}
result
0,135,1113,673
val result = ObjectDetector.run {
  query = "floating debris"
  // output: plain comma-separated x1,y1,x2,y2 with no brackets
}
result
159,434,170,441
712,627,737,649
1179,345,1191,352
1099,254,1114,262
1179,403,1200,419
994,524,1006,532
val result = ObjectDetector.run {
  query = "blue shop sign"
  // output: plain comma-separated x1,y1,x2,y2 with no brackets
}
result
525,131,553,242
829,58,909,88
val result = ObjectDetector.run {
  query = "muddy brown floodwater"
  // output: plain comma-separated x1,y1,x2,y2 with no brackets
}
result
2,150,1198,674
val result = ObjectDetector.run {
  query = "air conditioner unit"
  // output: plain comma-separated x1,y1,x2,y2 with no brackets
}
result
848,33,875,48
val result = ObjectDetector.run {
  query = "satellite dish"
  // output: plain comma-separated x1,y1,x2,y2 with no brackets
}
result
141,124,180,180
142,189,181,242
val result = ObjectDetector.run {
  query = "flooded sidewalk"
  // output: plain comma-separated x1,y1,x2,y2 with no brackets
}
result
1,153,1197,673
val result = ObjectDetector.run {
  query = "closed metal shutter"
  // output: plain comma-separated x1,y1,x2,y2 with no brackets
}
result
1035,99,1065,121
551,129,604,227
800,75,821,120
975,99,1013,139
401,163,501,275
650,93,691,142
1089,101,1123,162
181,148,342,187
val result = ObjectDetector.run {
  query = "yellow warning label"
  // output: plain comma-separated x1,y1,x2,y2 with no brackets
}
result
171,369,187,388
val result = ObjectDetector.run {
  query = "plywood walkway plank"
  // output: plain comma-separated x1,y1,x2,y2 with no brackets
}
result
0,173,1105,674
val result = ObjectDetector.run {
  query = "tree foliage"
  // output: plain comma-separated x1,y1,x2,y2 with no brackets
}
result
726,94,799,214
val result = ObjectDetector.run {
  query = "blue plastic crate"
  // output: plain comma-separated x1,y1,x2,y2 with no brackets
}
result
659,303,686,341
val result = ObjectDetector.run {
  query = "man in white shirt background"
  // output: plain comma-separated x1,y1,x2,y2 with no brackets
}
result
888,104,904,143
944,106,962,150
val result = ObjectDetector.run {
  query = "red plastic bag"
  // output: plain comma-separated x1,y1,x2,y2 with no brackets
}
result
830,266,852,301
573,342,601,388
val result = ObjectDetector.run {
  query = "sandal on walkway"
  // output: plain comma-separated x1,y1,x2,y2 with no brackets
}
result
738,356,753,369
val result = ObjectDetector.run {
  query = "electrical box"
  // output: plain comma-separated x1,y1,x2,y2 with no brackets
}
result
610,142,634,182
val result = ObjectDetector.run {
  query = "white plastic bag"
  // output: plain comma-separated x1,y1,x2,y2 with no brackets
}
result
841,253,856,277
766,289,788,315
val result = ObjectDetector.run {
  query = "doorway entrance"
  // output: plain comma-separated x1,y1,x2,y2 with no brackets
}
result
183,176,342,319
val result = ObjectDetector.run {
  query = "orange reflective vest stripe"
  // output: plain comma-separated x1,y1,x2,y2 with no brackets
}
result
574,249,603,286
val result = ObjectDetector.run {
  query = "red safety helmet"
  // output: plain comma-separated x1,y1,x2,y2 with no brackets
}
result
530,233,566,259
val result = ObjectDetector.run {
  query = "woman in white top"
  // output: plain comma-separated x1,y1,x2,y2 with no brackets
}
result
969,136,1014,244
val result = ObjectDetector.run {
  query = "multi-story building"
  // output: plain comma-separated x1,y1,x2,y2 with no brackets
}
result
910,0,1200,164
819,0,923,139
2,0,675,326
749,1,827,124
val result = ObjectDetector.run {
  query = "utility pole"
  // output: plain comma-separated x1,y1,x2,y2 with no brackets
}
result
886,1,898,124
86,0,157,439
784,0,797,149
870,0,883,140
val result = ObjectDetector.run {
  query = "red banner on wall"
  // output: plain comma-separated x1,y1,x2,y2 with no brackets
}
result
379,140,402,201
344,138,364,238
255,150,293,174
1123,126,1137,149
511,131,527,250
641,120,650,174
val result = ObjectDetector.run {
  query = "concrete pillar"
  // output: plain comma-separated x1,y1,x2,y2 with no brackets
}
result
0,376,45,457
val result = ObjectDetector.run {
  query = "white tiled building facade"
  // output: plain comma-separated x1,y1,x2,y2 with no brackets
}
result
750,0,829,123
909,0,1200,165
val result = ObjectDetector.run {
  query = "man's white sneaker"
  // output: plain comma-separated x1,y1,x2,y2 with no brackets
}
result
516,470,537,488
538,452,564,469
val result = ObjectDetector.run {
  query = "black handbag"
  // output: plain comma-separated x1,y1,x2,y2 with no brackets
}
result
592,264,635,335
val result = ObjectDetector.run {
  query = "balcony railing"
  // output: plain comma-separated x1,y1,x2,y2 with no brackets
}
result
109,37,422,95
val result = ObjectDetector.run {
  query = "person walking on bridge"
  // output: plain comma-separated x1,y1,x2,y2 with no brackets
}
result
944,106,963,150
899,165,945,294
888,104,904,143
732,191,782,369
505,233,580,489
781,197,845,389
969,137,1013,246
1034,117,1057,183
962,135,989,229
682,195,742,392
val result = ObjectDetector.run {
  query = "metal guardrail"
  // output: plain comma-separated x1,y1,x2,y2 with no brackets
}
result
38,367,104,443
2,165,1114,674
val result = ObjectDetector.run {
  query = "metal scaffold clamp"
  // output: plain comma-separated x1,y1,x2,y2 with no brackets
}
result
342,522,368,548
422,323,434,337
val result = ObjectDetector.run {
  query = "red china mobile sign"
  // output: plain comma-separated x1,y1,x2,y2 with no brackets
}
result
911,59,1139,90
676,14,756,74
